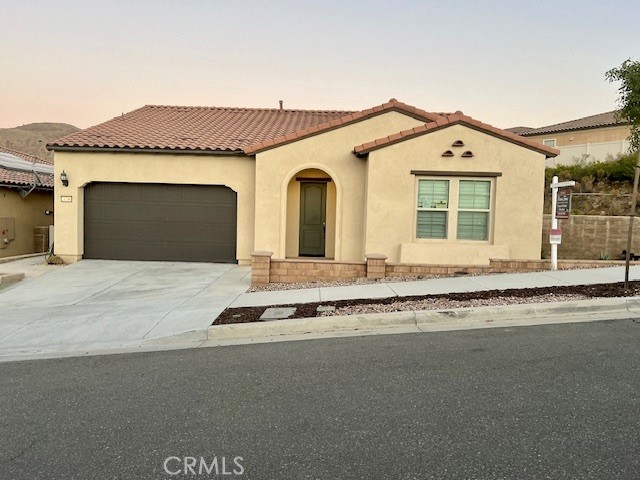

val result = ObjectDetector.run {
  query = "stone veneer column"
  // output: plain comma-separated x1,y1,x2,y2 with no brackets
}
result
365,254,387,279
251,251,273,285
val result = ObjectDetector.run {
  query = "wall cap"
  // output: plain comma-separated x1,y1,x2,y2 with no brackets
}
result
272,258,365,265
365,254,388,260
251,251,273,257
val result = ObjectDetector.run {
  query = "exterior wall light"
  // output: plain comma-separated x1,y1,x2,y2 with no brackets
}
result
60,171,69,187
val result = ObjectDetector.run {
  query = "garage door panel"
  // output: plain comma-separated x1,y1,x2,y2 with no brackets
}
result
84,183,237,263
87,239,236,263
87,200,237,222
85,220,236,242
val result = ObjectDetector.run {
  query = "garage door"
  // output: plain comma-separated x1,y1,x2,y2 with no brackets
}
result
84,183,237,263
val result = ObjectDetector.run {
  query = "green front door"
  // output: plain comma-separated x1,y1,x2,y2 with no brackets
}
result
299,182,326,256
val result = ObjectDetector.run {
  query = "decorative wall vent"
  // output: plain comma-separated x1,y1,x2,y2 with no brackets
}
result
441,150,454,157
461,151,474,158
452,140,465,147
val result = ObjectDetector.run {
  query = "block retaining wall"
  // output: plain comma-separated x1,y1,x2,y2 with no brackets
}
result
542,214,640,260
250,251,636,286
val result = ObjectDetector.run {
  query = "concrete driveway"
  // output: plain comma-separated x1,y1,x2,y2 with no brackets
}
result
0,258,250,360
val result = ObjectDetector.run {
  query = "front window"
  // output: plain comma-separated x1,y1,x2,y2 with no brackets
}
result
457,180,491,241
416,179,449,239
543,139,556,147
415,177,493,241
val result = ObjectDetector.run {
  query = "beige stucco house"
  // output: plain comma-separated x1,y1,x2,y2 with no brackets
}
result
0,148,54,258
47,99,558,269
510,111,631,167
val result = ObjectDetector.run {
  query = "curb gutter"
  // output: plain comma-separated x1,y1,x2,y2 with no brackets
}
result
0,253,45,265
0,272,25,286
207,297,640,341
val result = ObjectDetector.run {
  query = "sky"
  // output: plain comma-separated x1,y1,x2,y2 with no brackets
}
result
1,0,639,130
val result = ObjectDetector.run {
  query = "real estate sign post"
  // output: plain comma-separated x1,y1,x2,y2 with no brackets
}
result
550,176,575,270
624,155,640,289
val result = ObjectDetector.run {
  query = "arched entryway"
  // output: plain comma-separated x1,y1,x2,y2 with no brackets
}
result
285,168,336,258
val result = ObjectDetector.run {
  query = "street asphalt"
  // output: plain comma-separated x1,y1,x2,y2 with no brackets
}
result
1,316,639,479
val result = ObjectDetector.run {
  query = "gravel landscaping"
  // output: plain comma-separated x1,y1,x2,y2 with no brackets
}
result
216,281,640,325
322,293,590,317
247,275,448,292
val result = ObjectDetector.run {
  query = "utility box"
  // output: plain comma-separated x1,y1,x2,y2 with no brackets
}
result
34,226,49,253
0,218,15,249
0,217,15,240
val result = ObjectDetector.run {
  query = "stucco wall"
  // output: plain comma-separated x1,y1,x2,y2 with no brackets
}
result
53,151,255,263
364,124,546,264
526,125,631,147
254,111,425,261
0,188,53,258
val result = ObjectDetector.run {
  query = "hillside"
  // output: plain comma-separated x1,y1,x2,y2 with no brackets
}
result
545,152,639,216
0,122,80,161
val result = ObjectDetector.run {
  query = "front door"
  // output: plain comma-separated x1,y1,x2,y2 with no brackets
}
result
299,182,326,256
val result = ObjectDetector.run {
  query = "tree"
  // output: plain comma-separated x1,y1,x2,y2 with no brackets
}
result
606,59,640,150
606,59,640,288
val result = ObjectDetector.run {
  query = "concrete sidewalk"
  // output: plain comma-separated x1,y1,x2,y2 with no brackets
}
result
230,265,640,307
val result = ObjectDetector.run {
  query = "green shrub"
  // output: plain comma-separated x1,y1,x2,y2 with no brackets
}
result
546,151,638,184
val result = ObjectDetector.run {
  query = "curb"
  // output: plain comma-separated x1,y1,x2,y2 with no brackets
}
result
0,272,25,286
0,253,45,265
207,297,640,340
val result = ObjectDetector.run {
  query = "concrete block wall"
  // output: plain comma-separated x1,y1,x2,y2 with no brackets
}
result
251,252,367,284
269,259,366,283
542,214,640,260
251,252,637,285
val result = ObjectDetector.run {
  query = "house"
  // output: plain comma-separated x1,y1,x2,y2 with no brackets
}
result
0,147,54,257
47,99,558,271
510,111,632,167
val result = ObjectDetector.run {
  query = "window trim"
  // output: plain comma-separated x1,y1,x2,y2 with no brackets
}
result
542,138,557,148
413,175,495,244
411,170,502,177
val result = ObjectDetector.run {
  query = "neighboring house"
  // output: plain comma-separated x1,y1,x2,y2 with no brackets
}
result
0,147,54,258
512,111,632,167
47,99,558,268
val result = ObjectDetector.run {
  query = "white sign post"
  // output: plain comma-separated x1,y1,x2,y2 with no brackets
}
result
550,175,575,270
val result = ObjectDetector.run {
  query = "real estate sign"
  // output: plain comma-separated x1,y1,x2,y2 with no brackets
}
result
549,228,562,245
555,188,572,219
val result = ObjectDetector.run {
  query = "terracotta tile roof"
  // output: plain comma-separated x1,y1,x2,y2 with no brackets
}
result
520,111,628,136
243,99,444,154
0,147,54,188
48,105,354,153
353,112,560,157
0,168,54,189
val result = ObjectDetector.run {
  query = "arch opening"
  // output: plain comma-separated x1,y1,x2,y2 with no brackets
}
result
285,168,336,258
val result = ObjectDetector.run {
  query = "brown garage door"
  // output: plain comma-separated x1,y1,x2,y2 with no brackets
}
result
84,183,237,263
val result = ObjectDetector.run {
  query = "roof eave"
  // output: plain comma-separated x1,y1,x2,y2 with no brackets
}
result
0,183,53,191
46,145,250,156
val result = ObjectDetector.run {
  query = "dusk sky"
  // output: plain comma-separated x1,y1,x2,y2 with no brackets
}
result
2,0,639,130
